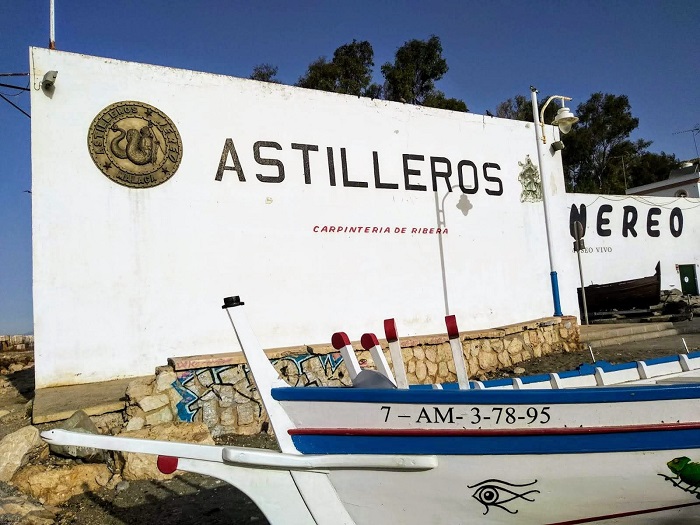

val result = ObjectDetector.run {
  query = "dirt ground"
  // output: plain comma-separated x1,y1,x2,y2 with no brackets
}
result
1,329,700,524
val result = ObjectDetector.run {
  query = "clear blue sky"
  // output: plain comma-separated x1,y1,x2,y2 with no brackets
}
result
1,0,698,335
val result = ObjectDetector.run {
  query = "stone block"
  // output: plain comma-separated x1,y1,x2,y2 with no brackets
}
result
126,377,155,403
0,426,42,482
144,406,173,426
236,402,258,426
125,416,144,432
137,394,169,413
426,361,438,379
490,340,504,354
507,338,524,355
425,347,437,363
478,351,498,371
413,347,425,361
213,384,235,408
219,406,237,427
12,464,111,506
415,362,428,382
200,400,220,428
154,370,178,392
497,351,512,367
217,365,246,384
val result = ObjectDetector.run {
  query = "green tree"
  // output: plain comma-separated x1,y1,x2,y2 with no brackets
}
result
563,93,640,192
495,91,678,194
296,40,380,97
495,95,532,121
250,64,280,83
381,35,466,111
423,91,468,112
494,92,560,124
610,148,679,192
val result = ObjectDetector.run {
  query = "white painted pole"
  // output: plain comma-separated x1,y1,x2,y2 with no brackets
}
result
49,0,56,49
531,87,562,316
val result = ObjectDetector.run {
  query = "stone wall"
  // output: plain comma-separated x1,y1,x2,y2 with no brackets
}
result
124,316,580,437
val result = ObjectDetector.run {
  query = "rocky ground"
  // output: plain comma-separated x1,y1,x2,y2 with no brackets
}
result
1,327,699,524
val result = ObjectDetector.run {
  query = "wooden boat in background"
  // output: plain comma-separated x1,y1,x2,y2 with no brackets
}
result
578,262,661,315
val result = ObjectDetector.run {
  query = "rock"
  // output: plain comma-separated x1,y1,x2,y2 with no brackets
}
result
513,367,526,375
0,409,9,419
125,416,145,432
144,406,173,426
0,426,42,482
0,495,55,524
155,370,178,392
137,394,169,413
91,412,124,434
12,464,111,506
118,422,214,481
126,377,155,403
115,480,130,492
48,410,106,463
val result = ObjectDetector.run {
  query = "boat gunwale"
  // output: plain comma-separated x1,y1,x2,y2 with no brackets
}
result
271,382,700,404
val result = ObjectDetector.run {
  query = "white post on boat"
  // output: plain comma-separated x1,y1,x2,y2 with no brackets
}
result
361,333,397,386
222,296,300,455
383,318,409,389
445,315,470,389
331,332,362,380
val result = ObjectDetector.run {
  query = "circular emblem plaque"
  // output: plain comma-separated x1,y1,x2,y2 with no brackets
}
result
87,101,183,188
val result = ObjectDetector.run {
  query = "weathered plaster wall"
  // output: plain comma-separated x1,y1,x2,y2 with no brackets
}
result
31,48,571,388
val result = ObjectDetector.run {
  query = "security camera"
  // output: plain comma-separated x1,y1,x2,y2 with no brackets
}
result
42,70,58,89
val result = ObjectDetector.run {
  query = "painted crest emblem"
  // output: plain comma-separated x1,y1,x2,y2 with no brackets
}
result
87,101,183,188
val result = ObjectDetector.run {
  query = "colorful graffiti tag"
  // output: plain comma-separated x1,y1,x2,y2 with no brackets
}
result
172,352,347,422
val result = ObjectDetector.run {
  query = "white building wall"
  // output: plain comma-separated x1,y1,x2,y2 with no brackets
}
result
31,49,699,388
31,49,570,388
555,194,700,296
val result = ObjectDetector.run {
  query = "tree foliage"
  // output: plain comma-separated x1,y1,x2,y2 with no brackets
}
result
250,63,280,83
422,91,468,112
563,93,640,192
381,35,466,111
296,40,380,97
495,92,679,194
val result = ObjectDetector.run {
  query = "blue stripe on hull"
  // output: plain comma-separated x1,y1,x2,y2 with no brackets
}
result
291,428,700,455
272,383,700,404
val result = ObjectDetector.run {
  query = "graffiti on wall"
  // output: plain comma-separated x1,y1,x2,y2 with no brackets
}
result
172,351,347,422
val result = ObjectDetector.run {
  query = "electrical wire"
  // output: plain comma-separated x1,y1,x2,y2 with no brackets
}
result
0,93,30,118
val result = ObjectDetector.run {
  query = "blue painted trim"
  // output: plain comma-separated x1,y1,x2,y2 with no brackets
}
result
645,355,681,366
550,271,563,317
271,382,700,404
520,373,552,384
598,361,638,371
480,377,512,387
290,428,700,455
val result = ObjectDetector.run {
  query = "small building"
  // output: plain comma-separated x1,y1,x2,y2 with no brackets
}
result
626,160,700,198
